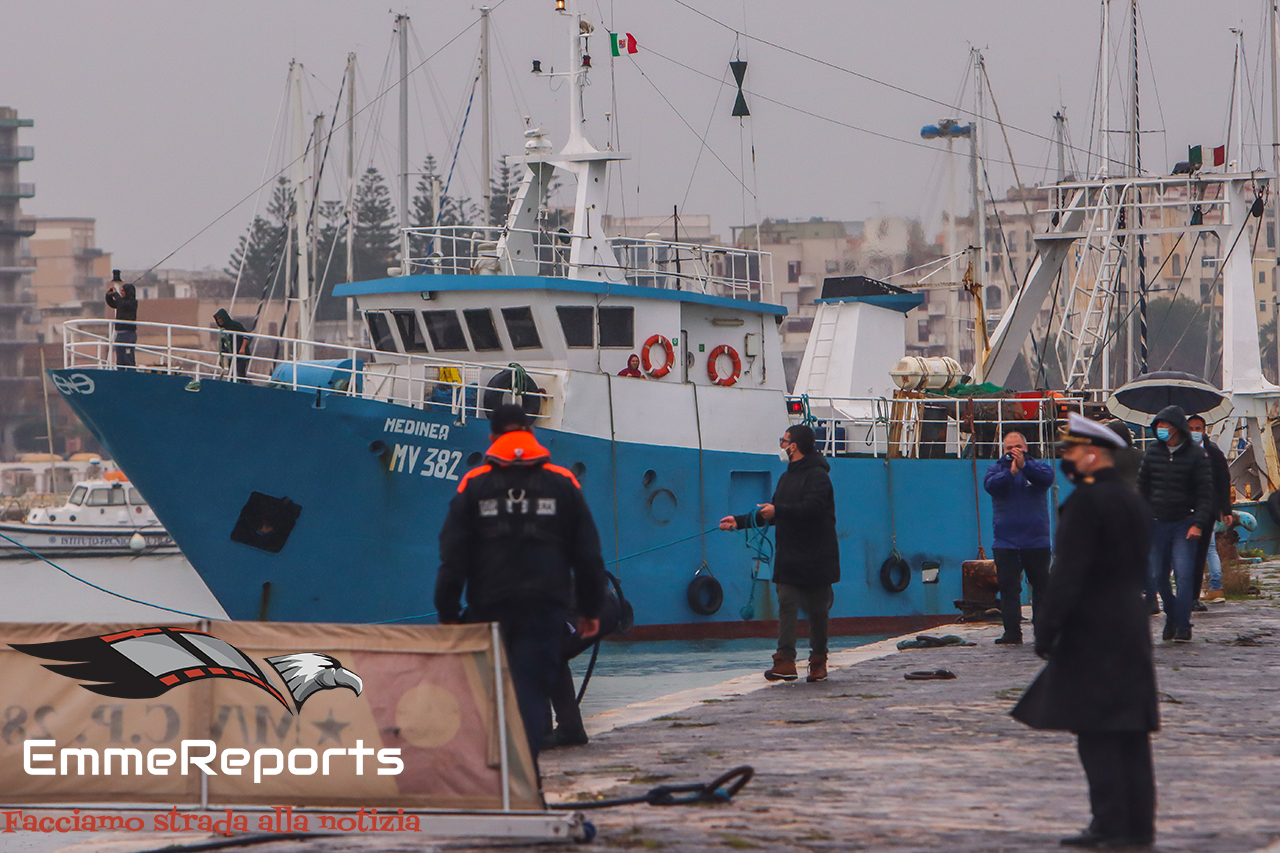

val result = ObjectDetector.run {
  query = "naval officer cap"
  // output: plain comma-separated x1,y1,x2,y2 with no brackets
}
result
1057,412,1131,450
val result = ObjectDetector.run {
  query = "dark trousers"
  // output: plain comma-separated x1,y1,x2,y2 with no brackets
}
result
992,547,1050,639
548,662,584,736
1076,731,1156,843
467,603,565,759
776,582,832,659
114,328,137,368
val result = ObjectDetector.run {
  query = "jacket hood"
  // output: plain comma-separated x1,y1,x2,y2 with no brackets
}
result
213,308,232,325
1150,405,1190,442
790,450,830,473
121,283,136,298
485,430,552,467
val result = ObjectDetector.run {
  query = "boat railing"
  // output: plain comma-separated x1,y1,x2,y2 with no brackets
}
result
403,225,774,303
61,319,559,426
787,393,1102,460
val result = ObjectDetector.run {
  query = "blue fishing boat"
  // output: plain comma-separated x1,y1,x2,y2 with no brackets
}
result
49,2,1280,636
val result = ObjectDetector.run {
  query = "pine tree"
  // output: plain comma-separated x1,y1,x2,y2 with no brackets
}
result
488,159,518,227
354,167,398,281
225,179,293,293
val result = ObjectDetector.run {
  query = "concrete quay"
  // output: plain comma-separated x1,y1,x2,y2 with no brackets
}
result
539,565,1280,852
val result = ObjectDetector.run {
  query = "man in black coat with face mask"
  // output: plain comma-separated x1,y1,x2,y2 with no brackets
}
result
719,424,839,684
1013,413,1158,849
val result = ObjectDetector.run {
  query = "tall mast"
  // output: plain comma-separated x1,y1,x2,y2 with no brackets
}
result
345,52,356,343
971,50,985,290
1130,0,1147,376
289,60,312,354
397,13,410,275
1100,0,1111,177
1233,28,1246,167
1271,0,1280,381
480,7,492,225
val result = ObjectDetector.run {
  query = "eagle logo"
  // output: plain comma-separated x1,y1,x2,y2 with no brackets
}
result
11,627,362,715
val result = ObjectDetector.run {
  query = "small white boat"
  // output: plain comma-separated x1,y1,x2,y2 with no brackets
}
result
0,475,177,558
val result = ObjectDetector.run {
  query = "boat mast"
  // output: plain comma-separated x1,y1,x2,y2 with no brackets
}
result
1272,0,1280,381
970,48,986,362
397,13,410,276
480,6,492,225
289,60,313,356
345,52,356,343
1127,0,1146,379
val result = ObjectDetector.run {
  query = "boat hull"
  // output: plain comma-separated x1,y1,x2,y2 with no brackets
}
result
0,522,176,557
51,368,1032,637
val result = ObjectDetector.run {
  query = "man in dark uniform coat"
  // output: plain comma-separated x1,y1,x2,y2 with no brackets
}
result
1013,413,1159,849
436,404,606,758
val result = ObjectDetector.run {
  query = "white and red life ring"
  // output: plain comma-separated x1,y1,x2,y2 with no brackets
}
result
707,344,741,386
641,334,674,378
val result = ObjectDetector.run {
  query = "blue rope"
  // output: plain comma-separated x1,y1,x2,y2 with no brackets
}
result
437,75,479,226
0,530,223,621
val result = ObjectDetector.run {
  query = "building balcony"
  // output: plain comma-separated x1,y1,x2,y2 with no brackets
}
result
74,247,104,260
0,183,35,199
0,217,37,237
0,145,34,162
0,117,33,129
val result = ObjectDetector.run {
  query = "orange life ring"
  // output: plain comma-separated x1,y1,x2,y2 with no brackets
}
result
707,344,741,386
641,334,674,378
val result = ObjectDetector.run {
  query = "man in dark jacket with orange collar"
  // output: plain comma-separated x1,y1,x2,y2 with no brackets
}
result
436,404,606,757
720,424,840,683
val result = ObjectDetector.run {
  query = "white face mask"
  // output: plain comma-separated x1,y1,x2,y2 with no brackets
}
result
778,447,792,463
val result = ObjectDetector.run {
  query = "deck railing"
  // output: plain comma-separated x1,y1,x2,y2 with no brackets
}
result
787,393,1103,460
404,225,774,303
61,319,558,426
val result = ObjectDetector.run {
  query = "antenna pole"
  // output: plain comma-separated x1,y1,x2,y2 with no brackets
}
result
345,52,357,343
1101,0,1110,177
290,60,312,355
398,13,410,275
481,7,492,225
1272,0,1280,381
970,51,986,333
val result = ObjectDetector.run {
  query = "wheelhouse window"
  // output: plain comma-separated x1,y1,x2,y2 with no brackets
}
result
598,306,634,348
390,310,427,353
501,306,542,349
422,310,469,351
463,308,503,351
68,486,86,506
365,312,397,353
86,487,126,507
128,488,148,506
557,306,595,348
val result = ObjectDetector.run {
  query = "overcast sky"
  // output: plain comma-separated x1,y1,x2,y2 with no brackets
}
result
2,0,1271,272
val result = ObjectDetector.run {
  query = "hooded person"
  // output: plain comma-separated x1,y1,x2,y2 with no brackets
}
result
104,271,138,368
213,309,251,381
617,353,644,378
1012,412,1158,849
718,423,840,683
1135,404,1213,641
435,403,607,760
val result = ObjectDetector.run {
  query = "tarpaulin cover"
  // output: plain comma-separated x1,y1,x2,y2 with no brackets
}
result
0,621,541,811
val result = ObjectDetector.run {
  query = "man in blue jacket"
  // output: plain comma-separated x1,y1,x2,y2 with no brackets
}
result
983,430,1055,644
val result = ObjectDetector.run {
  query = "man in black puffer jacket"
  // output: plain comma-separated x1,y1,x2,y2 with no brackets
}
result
1136,404,1212,642
720,424,840,683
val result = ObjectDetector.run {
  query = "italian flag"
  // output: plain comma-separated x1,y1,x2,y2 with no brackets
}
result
611,32,638,56
1189,144,1226,168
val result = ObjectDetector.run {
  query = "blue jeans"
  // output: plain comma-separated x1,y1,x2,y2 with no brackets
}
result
1148,518,1197,630
1206,533,1223,591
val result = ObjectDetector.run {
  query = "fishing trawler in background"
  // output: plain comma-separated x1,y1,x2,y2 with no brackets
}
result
48,1,1280,632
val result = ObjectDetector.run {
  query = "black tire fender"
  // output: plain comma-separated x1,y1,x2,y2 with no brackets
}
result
1266,491,1280,528
880,554,911,593
687,574,724,616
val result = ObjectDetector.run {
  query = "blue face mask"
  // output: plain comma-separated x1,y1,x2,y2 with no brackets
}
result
1156,427,1171,442
1189,430,1204,444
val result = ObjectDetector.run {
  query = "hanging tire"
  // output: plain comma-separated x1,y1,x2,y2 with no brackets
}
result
880,554,911,593
1264,492,1280,527
481,369,541,417
687,574,724,615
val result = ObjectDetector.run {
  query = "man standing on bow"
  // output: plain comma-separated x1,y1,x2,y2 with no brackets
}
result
1013,413,1158,849
983,430,1055,645
719,424,840,683
1136,405,1213,642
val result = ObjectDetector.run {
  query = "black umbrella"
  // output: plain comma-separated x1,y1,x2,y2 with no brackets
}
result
1106,371,1232,424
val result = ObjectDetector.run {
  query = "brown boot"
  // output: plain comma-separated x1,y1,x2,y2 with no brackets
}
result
764,652,798,682
806,653,828,683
